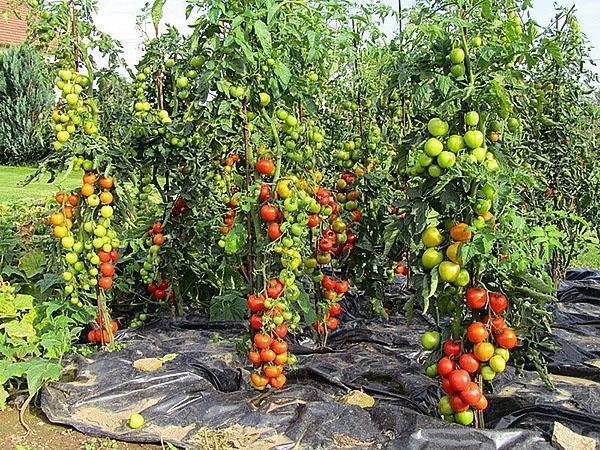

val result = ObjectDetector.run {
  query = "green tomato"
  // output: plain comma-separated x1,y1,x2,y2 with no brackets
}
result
176,76,189,88
455,409,474,426
63,271,74,282
418,153,433,167
128,413,145,429
482,184,495,200
454,269,470,287
480,365,496,381
72,242,84,253
427,118,449,137
61,236,75,249
485,159,500,172
65,253,78,265
507,117,520,132
438,261,460,282
474,199,492,215
489,355,506,373
422,227,444,248
437,151,456,169
446,135,465,153
422,248,443,269
101,205,113,218
425,363,438,377
438,395,454,415
94,225,107,237
90,255,101,265
465,111,480,127
428,164,443,178
449,48,465,64
450,64,466,77
424,138,443,157
259,92,271,106
471,147,487,163
464,130,484,148
495,348,510,362
421,331,441,349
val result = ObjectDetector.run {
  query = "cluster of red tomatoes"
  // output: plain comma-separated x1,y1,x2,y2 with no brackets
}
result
171,197,189,219
87,314,118,344
219,155,240,234
141,222,174,303
312,275,347,333
422,288,517,425
247,287,296,390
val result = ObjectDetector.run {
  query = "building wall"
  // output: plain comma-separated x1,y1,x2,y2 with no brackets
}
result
0,0,29,47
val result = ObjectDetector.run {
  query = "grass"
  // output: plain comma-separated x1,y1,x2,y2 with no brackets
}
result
0,165,80,203
572,234,600,269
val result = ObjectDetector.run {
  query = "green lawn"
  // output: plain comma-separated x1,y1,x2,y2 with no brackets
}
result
0,165,80,203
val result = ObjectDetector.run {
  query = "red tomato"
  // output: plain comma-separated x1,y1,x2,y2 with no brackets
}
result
255,158,275,176
260,348,276,362
158,279,169,290
437,357,456,378
308,215,321,227
441,377,457,395
335,280,349,294
98,250,111,263
87,330,96,342
260,204,279,222
249,314,263,330
109,250,119,261
152,222,163,234
495,327,517,349
267,222,282,240
247,295,265,312
322,228,336,239
319,238,334,252
253,333,272,349
467,322,489,344
483,315,505,332
271,340,288,354
266,278,284,299
99,276,113,290
443,340,461,357
459,381,482,406
326,317,338,330
154,289,166,299
458,353,480,373
273,323,288,338
147,283,158,293
264,365,283,378
100,262,115,277
328,303,342,316
465,287,487,309
249,350,261,365
448,369,470,392
450,395,469,413
259,184,271,201
490,293,508,314
321,276,336,291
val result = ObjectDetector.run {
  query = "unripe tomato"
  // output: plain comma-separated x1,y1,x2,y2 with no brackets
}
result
421,331,441,350
473,342,495,361
455,408,474,425
488,355,506,373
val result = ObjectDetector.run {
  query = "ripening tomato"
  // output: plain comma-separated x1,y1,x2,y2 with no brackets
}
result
249,350,262,365
458,353,480,373
260,204,278,222
473,342,495,361
87,330,96,342
450,223,472,242
260,348,276,362
489,293,508,314
99,191,113,204
483,315,505,332
459,381,482,406
267,278,284,298
256,158,275,176
98,250,111,263
264,365,283,378
319,237,334,252
250,373,269,388
250,314,263,330
443,340,461,357
437,356,456,378
55,191,67,204
99,276,113,290
83,172,97,185
110,320,118,333
450,395,469,413
268,222,282,240
465,288,487,309
494,328,517,349
68,193,79,206
269,373,286,388
448,369,470,392
81,183,94,197
247,295,265,312
99,177,114,189
253,333,272,349
466,322,489,344
273,323,288,338
473,394,488,410
153,234,165,245
100,262,115,277
271,340,288,354
274,352,288,365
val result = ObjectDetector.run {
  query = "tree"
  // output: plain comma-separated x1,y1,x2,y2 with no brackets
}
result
0,44,53,164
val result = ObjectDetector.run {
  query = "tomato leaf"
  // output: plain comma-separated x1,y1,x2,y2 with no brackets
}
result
253,20,272,53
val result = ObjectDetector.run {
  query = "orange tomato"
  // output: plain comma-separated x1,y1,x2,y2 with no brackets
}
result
81,183,94,197
83,173,97,185
63,205,74,219
68,193,80,206
55,191,67,204
99,191,113,204
99,177,114,189
450,223,472,242
473,342,495,361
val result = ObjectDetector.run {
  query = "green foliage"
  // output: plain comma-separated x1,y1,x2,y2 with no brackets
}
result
0,44,53,164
